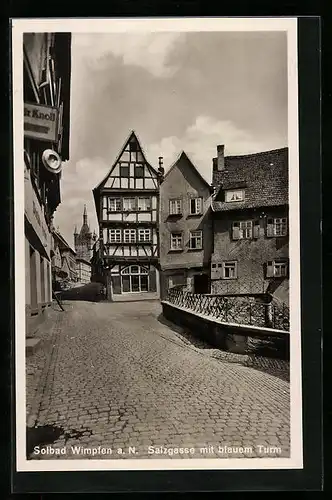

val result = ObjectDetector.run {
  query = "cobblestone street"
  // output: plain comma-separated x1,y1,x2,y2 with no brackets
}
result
26,300,290,460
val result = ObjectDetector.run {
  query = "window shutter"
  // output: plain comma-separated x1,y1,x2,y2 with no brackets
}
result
232,222,240,240
149,268,157,292
253,220,260,239
266,218,274,237
266,261,274,278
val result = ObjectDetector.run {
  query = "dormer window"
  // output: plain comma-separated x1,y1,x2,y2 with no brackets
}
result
225,189,244,202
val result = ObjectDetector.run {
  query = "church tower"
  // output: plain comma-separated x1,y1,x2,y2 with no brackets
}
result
74,205,93,262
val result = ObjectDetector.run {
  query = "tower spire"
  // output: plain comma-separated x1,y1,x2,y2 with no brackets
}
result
83,204,88,225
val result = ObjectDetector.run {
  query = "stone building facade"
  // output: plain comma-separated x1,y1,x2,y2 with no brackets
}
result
76,258,92,285
52,230,77,284
23,33,71,336
211,145,289,304
159,151,213,300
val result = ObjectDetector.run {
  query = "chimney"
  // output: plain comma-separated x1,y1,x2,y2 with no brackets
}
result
217,145,225,171
158,156,165,182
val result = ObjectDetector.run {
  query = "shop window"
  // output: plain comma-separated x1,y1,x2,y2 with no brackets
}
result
121,265,149,293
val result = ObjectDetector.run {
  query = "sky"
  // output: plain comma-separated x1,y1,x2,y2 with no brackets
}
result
53,30,288,248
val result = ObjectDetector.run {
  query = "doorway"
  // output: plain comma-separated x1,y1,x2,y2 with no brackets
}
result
193,273,210,294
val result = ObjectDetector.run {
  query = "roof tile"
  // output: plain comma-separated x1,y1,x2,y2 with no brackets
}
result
212,147,288,212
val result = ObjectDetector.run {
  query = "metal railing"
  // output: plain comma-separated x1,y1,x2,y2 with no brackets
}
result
165,288,290,331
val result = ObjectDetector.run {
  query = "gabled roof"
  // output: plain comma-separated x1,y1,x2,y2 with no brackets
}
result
212,147,288,212
93,130,158,194
53,230,76,255
164,151,213,191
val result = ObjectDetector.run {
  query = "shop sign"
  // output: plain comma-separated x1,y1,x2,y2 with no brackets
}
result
24,102,59,142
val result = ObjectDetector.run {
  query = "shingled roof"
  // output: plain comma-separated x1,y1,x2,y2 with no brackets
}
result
212,147,288,212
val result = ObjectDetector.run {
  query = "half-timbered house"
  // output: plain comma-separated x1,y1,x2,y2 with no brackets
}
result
92,131,162,301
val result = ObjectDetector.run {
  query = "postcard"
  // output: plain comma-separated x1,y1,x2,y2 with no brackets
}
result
12,17,303,474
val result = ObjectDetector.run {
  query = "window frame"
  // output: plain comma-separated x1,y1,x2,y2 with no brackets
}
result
225,189,245,203
266,217,288,237
170,232,183,251
123,197,136,211
189,230,203,250
108,197,122,212
232,220,253,240
169,198,182,216
266,259,289,278
123,228,137,243
120,164,130,177
222,261,238,280
134,164,144,178
189,197,203,215
137,196,152,211
138,228,151,242
274,217,288,237
109,229,122,243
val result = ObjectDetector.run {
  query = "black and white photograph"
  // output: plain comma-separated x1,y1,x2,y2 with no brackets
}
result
12,17,302,472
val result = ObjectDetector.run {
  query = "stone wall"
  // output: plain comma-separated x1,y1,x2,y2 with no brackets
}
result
161,301,289,359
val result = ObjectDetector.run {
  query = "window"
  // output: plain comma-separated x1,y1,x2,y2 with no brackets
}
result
138,228,151,242
123,198,136,211
232,221,253,240
222,261,238,279
124,229,136,243
137,197,151,211
120,165,130,177
189,230,203,250
266,260,288,278
135,165,144,178
169,199,182,215
267,217,288,237
225,189,244,202
170,232,183,251
190,197,202,215
129,141,138,152
169,274,186,288
109,229,121,243
121,265,149,293
109,198,121,212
